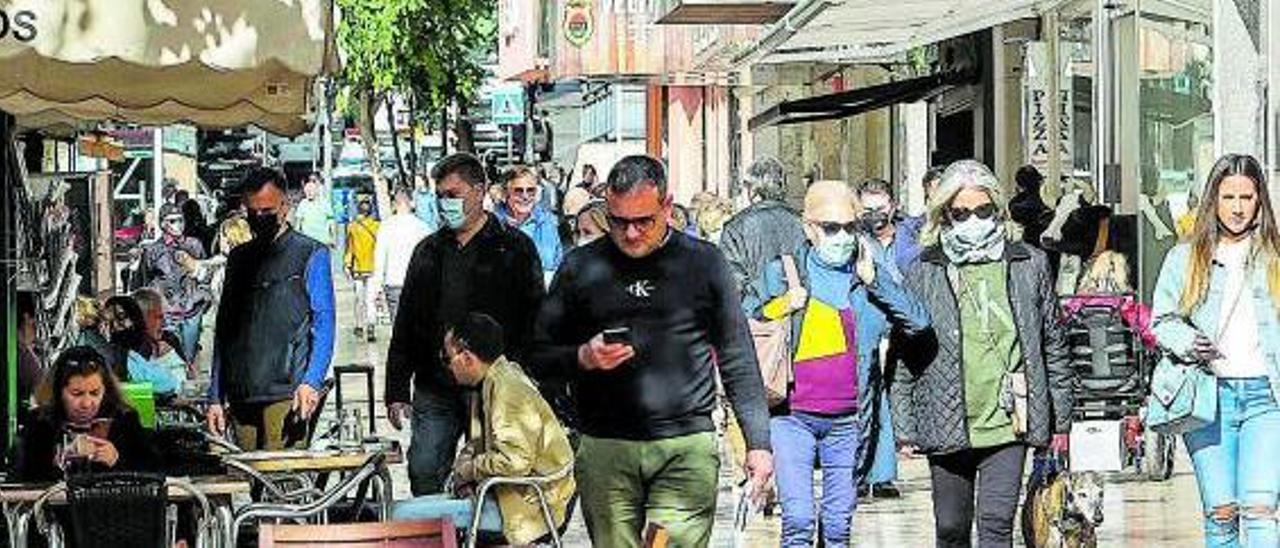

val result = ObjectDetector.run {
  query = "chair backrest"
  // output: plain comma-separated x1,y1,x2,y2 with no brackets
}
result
259,519,458,548
66,472,168,548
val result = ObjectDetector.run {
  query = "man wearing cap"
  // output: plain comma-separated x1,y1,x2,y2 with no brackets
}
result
137,202,209,360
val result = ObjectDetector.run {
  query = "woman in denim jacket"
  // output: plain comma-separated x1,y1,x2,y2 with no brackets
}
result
1151,153,1280,547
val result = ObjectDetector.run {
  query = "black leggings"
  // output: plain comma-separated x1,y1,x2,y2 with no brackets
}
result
928,444,1027,548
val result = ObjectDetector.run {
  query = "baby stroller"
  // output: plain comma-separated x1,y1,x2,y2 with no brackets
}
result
1061,294,1175,480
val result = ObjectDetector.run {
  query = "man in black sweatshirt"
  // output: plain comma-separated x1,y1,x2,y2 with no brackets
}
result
531,155,773,548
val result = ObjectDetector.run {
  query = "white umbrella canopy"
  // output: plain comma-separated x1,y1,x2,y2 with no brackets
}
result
0,0,337,135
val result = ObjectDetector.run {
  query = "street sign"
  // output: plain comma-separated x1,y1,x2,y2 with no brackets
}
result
490,85,525,126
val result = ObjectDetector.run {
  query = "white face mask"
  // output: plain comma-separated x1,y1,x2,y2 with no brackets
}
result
942,217,1005,264
814,229,858,266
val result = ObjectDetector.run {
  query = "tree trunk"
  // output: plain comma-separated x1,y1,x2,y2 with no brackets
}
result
357,89,392,217
456,102,474,154
440,98,449,157
386,94,407,188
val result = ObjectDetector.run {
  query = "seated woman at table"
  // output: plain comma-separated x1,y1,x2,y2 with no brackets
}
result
101,294,184,397
15,346,161,481
393,314,576,544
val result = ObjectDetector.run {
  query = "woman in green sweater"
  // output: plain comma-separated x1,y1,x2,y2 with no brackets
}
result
893,160,1075,548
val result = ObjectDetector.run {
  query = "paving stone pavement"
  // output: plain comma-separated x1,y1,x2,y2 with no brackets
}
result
196,270,1210,546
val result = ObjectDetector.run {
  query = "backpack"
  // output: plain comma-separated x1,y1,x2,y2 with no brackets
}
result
748,255,801,407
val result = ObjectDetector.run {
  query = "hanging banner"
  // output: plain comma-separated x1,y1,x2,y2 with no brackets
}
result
1023,42,1073,181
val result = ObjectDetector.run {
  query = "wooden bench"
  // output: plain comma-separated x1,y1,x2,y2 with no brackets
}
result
258,519,458,547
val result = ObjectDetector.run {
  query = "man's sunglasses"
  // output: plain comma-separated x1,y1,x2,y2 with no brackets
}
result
608,214,659,232
811,221,858,236
947,203,998,222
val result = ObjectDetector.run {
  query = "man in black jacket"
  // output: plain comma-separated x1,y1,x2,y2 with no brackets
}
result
385,153,545,496
531,155,772,548
719,156,806,296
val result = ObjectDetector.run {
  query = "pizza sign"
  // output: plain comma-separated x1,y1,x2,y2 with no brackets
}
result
563,0,593,48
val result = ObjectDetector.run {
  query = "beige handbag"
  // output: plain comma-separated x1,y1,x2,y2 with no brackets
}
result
750,255,801,407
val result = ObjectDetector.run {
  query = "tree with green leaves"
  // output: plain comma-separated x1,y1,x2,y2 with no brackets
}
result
336,0,495,213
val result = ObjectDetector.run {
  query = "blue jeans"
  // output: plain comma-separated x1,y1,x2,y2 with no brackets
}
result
407,388,466,496
171,313,203,362
856,359,898,485
772,413,860,548
1184,378,1280,548
393,494,503,533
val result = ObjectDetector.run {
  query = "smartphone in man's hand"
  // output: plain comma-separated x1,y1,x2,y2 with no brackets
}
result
602,327,632,346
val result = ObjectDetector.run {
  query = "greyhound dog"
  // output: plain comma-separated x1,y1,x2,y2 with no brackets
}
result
1023,470,1105,548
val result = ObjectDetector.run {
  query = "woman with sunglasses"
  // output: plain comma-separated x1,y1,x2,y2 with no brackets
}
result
1151,154,1280,547
743,180,930,547
893,160,1073,548
15,346,160,481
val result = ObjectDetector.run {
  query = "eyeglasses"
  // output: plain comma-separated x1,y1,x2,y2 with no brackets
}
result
246,207,279,217
511,187,539,196
947,203,997,222
811,221,858,236
608,214,659,233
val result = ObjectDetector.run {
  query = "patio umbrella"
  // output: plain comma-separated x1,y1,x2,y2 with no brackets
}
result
0,0,338,136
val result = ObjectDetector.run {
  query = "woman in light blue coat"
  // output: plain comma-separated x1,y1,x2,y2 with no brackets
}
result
1151,153,1280,548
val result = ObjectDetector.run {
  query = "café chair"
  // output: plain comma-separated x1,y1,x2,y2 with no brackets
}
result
465,463,574,548
258,518,458,548
33,473,213,548
230,452,388,546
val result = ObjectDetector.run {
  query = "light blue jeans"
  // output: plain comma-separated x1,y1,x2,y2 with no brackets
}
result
393,493,503,533
1184,378,1280,548
772,412,860,548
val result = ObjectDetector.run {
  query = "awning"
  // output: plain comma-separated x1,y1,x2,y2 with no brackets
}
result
657,1,796,24
0,0,338,136
751,0,1047,65
749,69,975,130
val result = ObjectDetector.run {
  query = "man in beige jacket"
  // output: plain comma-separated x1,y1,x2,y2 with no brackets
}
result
393,313,575,544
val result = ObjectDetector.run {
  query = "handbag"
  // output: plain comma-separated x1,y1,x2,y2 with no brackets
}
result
1144,355,1217,435
749,255,801,407
1143,279,1242,436
1001,371,1029,437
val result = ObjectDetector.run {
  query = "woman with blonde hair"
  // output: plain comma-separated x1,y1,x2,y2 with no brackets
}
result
1062,251,1156,349
1151,153,1280,547
894,160,1073,547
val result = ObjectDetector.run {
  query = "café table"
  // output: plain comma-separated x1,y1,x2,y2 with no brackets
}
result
0,475,250,548
224,440,403,521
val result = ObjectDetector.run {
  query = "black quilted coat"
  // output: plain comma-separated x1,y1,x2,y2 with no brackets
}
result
892,242,1075,455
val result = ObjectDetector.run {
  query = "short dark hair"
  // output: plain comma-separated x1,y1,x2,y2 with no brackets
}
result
1016,165,1045,191
432,153,488,188
607,155,667,197
240,166,288,196
922,166,946,187
856,178,895,201
447,313,505,363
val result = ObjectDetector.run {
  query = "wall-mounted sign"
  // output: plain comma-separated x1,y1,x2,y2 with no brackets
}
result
564,0,594,48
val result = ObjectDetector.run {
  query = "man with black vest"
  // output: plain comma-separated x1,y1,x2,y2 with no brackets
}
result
385,153,545,496
206,167,336,450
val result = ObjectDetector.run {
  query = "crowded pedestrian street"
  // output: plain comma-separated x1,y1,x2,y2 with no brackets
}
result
5,1,1280,547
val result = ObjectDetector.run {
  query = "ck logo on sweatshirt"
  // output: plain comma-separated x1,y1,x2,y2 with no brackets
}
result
625,279,654,299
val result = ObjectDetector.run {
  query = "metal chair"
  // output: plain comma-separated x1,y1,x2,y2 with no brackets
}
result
465,463,573,548
32,473,213,548
230,452,389,546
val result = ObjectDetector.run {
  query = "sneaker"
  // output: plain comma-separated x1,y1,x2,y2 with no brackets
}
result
367,331,377,343
871,482,901,499
856,483,870,500
353,327,364,337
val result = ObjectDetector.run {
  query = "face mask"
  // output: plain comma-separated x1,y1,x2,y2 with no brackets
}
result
861,210,891,232
814,230,858,266
439,198,467,230
162,218,185,237
941,217,1004,264
246,212,281,241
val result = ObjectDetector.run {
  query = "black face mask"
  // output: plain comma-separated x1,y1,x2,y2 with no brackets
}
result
860,210,892,232
246,212,281,241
